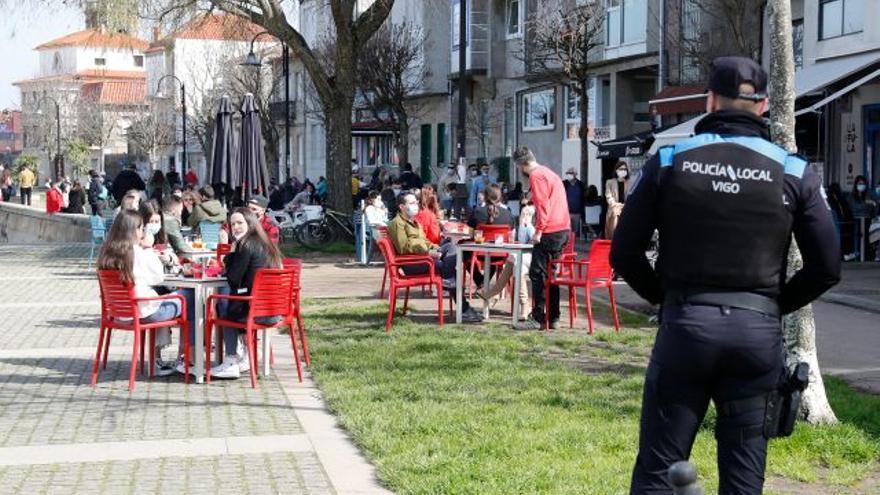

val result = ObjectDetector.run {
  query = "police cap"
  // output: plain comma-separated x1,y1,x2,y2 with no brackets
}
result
707,56,768,102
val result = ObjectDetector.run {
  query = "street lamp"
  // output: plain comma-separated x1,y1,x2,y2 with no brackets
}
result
35,95,63,179
242,30,291,181
155,74,187,176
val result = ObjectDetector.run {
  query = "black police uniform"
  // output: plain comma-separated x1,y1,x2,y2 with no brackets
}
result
611,109,841,494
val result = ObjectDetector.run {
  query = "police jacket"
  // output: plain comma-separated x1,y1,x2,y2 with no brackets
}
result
610,110,841,315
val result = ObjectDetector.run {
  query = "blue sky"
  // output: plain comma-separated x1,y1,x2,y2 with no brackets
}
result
0,4,84,109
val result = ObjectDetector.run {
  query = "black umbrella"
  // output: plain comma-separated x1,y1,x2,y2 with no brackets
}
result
238,93,269,202
208,95,238,192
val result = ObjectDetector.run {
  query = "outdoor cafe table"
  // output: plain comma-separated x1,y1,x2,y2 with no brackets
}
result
180,249,216,263
454,241,533,325
159,275,273,383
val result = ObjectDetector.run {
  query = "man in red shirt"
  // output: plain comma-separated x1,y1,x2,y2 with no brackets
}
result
513,147,571,330
247,195,281,245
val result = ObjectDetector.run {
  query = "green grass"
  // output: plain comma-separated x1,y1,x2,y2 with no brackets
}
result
280,240,355,256
301,300,880,494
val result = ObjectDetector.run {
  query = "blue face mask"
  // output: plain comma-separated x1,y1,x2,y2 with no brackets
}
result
406,204,419,218
145,223,161,237
856,184,867,193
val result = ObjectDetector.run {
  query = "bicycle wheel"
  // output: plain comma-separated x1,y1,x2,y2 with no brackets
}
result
298,219,337,249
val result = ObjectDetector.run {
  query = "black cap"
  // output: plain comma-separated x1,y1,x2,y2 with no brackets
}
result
248,195,269,209
707,56,768,102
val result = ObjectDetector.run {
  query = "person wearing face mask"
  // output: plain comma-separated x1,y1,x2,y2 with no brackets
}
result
162,195,188,256
847,175,877,219
604,161,630,239
387,193,483,323
469,163,497,209
438,165,459,214
564,167,586,239
364,190,389,261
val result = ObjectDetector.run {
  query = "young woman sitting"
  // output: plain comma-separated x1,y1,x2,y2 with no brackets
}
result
211,207,284,379
97,209,182,376
479,203,535,321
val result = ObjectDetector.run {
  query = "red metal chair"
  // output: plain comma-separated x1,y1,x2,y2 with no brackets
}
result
544,239,620,334
376,225,390,298
376,237,445,332
92,270,190,392
216,243,232,267
205,267,301,388
282,258,310,367
467,224,513,298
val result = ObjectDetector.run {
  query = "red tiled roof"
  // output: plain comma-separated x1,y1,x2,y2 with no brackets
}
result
649,84,707,116
36,29,149,51
164,13,270,42
81,80,146,105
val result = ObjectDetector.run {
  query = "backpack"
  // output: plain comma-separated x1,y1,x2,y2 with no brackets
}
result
97,184,108,201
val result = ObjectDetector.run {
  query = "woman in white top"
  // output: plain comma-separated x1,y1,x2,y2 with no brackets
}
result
97,209,182,376
478,203,535,321
363,190,388,262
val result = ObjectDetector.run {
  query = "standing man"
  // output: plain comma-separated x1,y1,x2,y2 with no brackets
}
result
563,167,586,238
165,164,181,188
513,147,570,331
17,164,35,206
469,163,497,209
399,163,423,191
611,57,841,494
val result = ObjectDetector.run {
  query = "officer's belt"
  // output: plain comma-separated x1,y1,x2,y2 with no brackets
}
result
664,289,780,318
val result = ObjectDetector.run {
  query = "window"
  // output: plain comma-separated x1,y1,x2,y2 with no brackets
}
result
606,0,647,46
566,85,582,122
506,0,522,37
133,55,144,67
792,20,804,70
94,57,106,66
820,0,863,40
522,88,555,131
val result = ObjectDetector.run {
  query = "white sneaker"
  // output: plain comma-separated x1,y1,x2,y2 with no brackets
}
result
174,358,199,379
238,355,251,373
211,357,241,379
236,337,251,373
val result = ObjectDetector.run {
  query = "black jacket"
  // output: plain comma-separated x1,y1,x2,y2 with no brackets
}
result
468,205,514,228
111,170,146,203
65,188,86,214
610,110,841,314
223,239,273,320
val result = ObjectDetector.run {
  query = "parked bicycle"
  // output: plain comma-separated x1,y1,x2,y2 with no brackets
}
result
297,206,355,249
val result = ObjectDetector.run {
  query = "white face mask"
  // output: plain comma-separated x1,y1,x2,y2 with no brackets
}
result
392,187,401,195
567,173,576,180
616,169,627,179
373,199,383,208
856,184,867,193
145,223,161,237
406,204,419,217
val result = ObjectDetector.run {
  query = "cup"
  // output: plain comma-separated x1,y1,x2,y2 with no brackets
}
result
495,234,504,245
474,230,484,244
191,263,203,279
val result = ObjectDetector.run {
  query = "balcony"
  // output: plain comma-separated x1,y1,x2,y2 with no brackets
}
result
269,101,296,122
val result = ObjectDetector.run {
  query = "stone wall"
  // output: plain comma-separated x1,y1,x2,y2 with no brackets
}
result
0,202,91,244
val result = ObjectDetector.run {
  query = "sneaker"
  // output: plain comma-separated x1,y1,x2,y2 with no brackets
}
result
238,355,251,373
460,307,484,323
514,318,543,331
174,358,199,379
550,319,560,330
154,359,175,377
442,277,456,290
211,358,241,379
843,253,858,261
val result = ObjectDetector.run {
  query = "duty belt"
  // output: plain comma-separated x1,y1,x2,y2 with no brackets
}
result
664,289,780,318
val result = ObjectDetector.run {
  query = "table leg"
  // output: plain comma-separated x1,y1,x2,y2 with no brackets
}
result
262,329,270,377
455,245,463,324
512,252,522,326
482,250,491,320
193,286,205,384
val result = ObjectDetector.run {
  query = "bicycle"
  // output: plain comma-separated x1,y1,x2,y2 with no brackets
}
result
296,207,355,249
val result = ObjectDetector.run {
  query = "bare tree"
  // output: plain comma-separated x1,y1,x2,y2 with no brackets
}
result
767,0,837,425
465,94,504,160
357,21,427,167
524,0,604,178
76,92,119,172
127,101,175,171
145,0,396,214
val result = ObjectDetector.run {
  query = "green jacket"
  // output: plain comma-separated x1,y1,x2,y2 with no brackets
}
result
388,212,436,255
163,214,187,254
187,199,227,228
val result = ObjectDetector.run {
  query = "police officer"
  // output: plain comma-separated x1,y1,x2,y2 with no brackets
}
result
611,57,841,494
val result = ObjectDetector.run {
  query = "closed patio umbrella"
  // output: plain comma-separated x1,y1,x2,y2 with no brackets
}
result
238,93,269,202
208,95,239,198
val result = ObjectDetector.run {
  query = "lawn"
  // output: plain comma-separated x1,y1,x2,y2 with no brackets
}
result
300,299,880,495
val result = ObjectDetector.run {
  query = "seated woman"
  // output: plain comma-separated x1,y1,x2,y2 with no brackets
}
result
287,182,316,210
479,203,535,321
413,186,442,245
211,207,284,379
363,190,389,262
468,184,514,229
97,209,182,376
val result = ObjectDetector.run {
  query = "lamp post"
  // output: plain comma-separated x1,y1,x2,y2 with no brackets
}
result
155,74,187,176
35,95,62,179
242,30,290,182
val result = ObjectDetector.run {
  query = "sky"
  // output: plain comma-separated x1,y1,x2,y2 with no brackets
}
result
0,4,84,109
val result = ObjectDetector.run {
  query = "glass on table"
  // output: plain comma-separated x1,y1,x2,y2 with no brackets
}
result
474,230,484,244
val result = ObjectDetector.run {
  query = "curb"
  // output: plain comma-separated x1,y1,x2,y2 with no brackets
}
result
819,293,880,314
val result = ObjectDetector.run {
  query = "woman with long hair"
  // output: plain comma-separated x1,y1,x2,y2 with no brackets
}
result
468,183,514,228
211,207,283,379
413,185,442,244
479,202,535,320
148,169,168,202
65,180,86,214
96,209,182,376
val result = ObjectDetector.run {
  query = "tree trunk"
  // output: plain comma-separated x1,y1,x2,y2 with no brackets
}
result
767,0,837,424
324,101,354,214
578,81,590,181
397,117,410,169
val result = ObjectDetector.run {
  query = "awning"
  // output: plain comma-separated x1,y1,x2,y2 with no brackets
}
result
648,84,707,115
593,129,655,159
647,115,706,155
795,65,880,116
795,50,880,96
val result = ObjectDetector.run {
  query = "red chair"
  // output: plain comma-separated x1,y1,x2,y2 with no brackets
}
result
205,267,301,388
467,224,513,298
376,238,444,332
545,239,620,334
282,258,310,367
376,225,390,298
92,270,191,392
216,243,232,267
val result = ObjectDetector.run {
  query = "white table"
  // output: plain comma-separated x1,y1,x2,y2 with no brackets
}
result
160,276,228,384
455,242,533,325
180,249,216,263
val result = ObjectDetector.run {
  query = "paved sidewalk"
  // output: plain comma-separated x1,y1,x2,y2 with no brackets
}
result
820,262,880,313
0,245,390,495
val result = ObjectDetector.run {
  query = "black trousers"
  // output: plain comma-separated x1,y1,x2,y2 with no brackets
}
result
19,187,32,206
630,304,784,495
529,230,569,323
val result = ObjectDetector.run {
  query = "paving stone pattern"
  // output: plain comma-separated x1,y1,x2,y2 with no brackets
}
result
0,245,335,495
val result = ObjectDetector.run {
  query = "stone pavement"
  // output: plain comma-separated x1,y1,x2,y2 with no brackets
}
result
820,262,880,313
0,244,390,495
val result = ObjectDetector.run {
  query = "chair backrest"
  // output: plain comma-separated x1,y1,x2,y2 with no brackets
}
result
475,224,513,243
375,225,389,239
584,205,602,224
377,237,396,262
96,269,138,319
199,221,222,246
249,268,296,318
563,230,576,256
216,243,232,265
282,258,303,290
90,215,106,240
587,240,613,281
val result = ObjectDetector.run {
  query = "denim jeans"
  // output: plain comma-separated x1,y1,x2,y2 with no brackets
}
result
141,299,182,349
222,316,282,356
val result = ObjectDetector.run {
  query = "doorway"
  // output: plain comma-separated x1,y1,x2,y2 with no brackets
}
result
865,104,880,186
